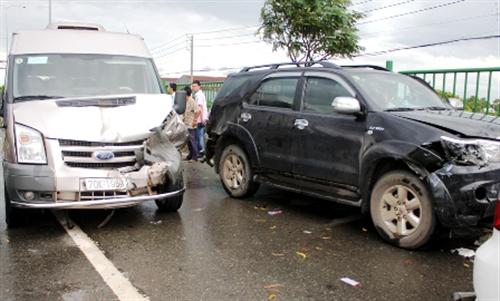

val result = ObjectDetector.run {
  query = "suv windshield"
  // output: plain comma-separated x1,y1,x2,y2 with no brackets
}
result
11,54,162,102
349,71,450,111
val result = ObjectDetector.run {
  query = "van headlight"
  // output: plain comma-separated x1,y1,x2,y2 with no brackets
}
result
15,124,47,164
441,136,500,166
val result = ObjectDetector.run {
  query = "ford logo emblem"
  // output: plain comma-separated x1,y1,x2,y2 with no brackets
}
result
94,151,115,161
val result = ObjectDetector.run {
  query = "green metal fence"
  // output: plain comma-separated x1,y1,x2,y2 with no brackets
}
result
400,67,500,116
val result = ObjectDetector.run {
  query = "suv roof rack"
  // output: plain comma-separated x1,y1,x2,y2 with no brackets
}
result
341,65,390,71
239,61,340,72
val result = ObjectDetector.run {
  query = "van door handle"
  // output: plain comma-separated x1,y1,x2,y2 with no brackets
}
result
294,119,309,130
240,112,252,122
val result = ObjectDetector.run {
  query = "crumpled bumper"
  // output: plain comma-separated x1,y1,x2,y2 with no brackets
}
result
427,163,500,228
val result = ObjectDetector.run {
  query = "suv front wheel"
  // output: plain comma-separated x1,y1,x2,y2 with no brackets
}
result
370,170,436,249
219,144,259,198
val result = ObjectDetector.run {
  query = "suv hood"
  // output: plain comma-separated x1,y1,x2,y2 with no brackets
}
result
392,110,500,140
13,94,173,142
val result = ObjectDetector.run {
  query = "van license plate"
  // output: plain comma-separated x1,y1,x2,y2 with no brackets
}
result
82,178,127,191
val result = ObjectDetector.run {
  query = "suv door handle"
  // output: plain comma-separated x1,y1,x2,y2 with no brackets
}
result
240,112,252,122
294,119,309,130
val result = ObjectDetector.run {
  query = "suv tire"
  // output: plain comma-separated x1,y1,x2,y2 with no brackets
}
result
219,144,259,198
370,170,435,249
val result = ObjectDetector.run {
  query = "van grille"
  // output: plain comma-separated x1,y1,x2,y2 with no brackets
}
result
79,191,129,201
59,139,145,169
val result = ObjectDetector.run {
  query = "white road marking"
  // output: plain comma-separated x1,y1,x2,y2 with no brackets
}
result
54,211,149,301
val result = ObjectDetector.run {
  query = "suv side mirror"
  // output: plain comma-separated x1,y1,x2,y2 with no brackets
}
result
448,98,464,110
174,91,186,115
331,97,361,115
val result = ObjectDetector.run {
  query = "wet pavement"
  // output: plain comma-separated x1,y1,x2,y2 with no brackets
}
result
0,162,478,301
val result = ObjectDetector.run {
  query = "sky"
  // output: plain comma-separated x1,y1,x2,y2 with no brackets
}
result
0,0,499,99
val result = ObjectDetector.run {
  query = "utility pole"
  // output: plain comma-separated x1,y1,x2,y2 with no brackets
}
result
190,34,194,83
49,0,52,23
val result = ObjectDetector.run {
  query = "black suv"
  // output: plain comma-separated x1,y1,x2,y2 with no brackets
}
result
205,62,500,249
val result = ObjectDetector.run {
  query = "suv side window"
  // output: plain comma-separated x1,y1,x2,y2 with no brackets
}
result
249,77,299,109
303,77,353,114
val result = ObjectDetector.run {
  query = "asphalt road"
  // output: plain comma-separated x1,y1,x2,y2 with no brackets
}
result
0,162,478,301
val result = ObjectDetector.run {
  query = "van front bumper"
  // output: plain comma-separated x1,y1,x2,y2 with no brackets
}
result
4,161,184,210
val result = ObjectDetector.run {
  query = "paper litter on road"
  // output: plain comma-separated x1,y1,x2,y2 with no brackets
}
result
296,251,307,259
150,220,162,225
451,248,475,259
268,209,283,216
340,277,361,287
303,230,312,234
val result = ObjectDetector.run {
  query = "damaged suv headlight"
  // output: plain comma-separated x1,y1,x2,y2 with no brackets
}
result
441,136,500,166
15,124,47,164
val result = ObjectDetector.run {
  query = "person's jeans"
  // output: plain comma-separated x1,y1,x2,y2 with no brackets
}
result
187,129,199,160
195,123,205,154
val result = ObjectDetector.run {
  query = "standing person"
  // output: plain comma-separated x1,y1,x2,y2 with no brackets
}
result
192,80,208,156
167,82,177,99
182,86,200,161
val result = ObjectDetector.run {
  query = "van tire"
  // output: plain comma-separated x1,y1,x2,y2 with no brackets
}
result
219,144,259,198
370,170,435,249
4,187,24,228
155,194,183,212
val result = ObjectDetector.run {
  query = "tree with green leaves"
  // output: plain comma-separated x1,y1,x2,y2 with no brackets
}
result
259,0,363,63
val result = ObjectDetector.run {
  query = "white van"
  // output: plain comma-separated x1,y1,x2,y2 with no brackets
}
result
1,23,186,227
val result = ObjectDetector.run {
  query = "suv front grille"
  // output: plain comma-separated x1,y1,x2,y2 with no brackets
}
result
79,190,129,201
59,139,145,169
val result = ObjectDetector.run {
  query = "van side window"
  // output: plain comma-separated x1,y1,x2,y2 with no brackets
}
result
303,77,352,114
249,78,299,109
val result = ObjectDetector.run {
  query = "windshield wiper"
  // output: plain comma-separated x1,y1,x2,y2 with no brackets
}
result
384,107,420,112
14,95,65,102
420,106,450,111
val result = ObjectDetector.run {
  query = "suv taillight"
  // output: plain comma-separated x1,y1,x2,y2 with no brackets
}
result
495,196,500,231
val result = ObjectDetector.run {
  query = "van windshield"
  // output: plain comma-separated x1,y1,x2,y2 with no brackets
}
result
348,72,450,111
11,54,162,101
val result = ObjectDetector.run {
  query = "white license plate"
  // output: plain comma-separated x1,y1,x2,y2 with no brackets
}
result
82,178,127,191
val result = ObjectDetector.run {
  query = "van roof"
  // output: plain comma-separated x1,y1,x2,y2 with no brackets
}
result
10,28,151,58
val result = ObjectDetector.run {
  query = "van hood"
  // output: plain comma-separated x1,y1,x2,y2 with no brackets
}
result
392,110,500,140
12,94,174,142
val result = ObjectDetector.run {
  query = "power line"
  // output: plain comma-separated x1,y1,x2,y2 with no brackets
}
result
358,0,466,25
190,25,259,36
356,34,500,56
153,47,187,59
360,0,416,14
196,39,262,48
361,12,499,37
350,0,375,7
151,39,187,54
150,35,186,52
196,31,257,41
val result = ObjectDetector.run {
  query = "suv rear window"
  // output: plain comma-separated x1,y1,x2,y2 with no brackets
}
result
248,77,299,109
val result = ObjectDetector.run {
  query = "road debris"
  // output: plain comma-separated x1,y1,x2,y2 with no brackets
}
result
340,277,361,287
315,246,323,251
303,230,312,234
451,248,475,259
268,293,277,300
272,252,285,257
321,236,332,240
270,225,277,230
403,258,414,265
268,209,283,216
254,205,268,211
296,251,307,259
264,284,282,290
463,262,471,268
362,228,368,232
150,220,163,225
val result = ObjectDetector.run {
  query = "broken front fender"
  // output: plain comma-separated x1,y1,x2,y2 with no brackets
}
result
427,163,500,228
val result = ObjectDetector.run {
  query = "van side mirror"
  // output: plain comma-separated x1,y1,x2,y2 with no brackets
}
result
331,97,361,115
174,91,186,115
448,98,464,110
